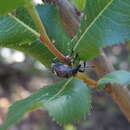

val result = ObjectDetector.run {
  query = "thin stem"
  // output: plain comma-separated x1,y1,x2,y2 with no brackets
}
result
26,1,67,62
75,72,97,88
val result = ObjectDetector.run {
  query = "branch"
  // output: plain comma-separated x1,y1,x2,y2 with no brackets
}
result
47,0,130,122
26,1,69,63
90,53,130,122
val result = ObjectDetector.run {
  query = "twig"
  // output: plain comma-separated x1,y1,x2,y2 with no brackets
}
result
75,72,97,88
26,1,68,62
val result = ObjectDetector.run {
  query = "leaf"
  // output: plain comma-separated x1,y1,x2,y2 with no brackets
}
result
0,15,38,46
97,70,130,89
73,0,130,60
45,78,91,124
0,15,54,67
6,40,54,67
0,0,30,16
16,7,38,31
1,78,91,129
37,4,71,55
0,4,71,67
16,4,71,55
69,0,87,11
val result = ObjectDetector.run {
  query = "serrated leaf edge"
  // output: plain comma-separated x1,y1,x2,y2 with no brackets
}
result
97,74,130,89
46,78,92,125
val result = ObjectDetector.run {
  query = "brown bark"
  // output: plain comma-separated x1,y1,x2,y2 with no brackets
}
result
91,53,130,122
42,0,80,36
42,0,130,122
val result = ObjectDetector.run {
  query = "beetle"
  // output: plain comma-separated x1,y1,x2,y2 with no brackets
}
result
51,62,81,78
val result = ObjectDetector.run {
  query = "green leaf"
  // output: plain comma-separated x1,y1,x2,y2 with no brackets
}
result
16,7,38,31
73,0,130,60
45,78,91,124
97,70,130,89
69,0,87,11
0,0,30,16
6,40,54,67
0,15,38,46
37,4,71,55
0,15,53,67
0,4,71,67
1,78,91,129
16,4,71,55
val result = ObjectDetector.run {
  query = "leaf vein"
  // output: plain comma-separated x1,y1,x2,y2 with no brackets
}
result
73,0,114,50
46,78,73,103
8,13,40,38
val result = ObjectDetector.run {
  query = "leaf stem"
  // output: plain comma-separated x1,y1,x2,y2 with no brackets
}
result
26,1,67,62
75,72,97,88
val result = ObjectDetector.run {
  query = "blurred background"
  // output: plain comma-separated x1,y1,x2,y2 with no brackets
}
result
0,44,130,130
0,0,130,129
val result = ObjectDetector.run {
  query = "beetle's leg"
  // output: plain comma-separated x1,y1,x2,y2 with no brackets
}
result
73,53,80,65
72,64,81,75
83,61,86,72
78,61,86,72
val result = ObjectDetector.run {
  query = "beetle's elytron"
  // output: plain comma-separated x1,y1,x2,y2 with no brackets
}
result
51,62,81,78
